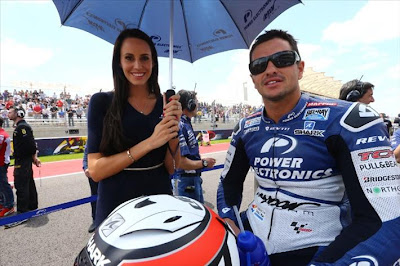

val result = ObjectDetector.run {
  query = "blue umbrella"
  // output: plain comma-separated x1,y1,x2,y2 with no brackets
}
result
52,0,302,89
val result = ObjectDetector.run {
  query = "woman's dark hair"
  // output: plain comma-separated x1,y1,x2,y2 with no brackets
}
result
100,28,160,155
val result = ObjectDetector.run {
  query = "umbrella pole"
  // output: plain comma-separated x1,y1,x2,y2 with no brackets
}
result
169,0,174,91
170,0,178,196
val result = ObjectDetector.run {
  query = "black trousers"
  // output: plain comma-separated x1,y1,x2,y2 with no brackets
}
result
88,177,98,220
14,157,38,213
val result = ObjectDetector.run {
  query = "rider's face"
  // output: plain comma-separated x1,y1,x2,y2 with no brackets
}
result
250,38,304,103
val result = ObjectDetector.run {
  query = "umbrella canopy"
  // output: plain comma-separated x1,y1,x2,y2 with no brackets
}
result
52,0,301,88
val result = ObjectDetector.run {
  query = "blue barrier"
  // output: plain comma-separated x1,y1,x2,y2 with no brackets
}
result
0,195,97,227
203,164,224,172
0,164,226,227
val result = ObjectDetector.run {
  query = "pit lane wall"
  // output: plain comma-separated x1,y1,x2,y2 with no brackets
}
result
9,129,233,157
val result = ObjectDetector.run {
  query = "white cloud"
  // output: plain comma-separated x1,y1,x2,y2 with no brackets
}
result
79,77,114,94
360,46,387,60
299,43,334,71
0,38,53,68
322,1,400,46
371,89,399,117
358,62,379,72
387,64,400,79
307,57,335,72
200,52,260,105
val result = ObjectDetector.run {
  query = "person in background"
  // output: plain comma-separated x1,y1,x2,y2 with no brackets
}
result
67,107,75,127
217,29,400,265
76,104,84,119
1,108,9,128
339,79,375,104
0,117,14,217
392,127,400,163
379,113,393,136
58,109,65,119
50,102,58,121
33,101,42,119
6,107,41,227
5,96,14,110
42,104,50,121
82,145,97,233
86,28,182,227
174,90,216,203
56,98,64,111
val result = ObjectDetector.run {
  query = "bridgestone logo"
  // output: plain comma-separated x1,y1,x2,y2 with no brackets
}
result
363,175,400,182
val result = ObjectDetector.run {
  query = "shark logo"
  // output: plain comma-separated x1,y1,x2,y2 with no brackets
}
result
101,213,125,237
304,121,315,130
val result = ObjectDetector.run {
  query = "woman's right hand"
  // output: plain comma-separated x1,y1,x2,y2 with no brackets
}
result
149,115,179,149
163,94,182,121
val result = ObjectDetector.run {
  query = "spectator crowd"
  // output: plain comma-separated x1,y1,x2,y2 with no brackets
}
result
0,89,91,127
192,101,262,124
0,88,264,127
1,88,398,133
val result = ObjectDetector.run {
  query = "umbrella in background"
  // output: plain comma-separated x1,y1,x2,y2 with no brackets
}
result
52,0,302,89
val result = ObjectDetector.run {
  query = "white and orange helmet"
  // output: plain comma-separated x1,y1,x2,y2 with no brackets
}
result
75,195,239,266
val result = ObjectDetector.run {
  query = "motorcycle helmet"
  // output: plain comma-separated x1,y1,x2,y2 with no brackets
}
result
74,195,239,265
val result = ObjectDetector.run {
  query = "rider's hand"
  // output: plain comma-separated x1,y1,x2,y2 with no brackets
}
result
224,218,240,236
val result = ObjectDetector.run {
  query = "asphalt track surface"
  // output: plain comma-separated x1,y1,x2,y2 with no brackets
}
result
0,143,255,266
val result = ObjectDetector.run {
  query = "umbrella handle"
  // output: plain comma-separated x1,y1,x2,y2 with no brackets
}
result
169,0,174,90
165,89,175,102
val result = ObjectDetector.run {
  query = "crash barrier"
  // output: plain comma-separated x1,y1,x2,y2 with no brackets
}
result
8,129,233,157
0,164,225,227
0,196,96,227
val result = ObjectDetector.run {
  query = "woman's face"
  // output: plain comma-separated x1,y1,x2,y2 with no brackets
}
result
120,37,153,88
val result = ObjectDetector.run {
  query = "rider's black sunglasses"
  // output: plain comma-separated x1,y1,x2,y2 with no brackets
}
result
249,50,300,75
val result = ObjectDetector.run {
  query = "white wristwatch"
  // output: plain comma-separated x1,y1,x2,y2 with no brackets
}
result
202,159,208,168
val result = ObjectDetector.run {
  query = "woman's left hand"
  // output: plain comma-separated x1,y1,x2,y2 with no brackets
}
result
163,94,182,121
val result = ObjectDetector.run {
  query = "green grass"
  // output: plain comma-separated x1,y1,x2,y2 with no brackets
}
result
10,153,84,165
39,153,84,163
11,138,231,164
204,138,230,144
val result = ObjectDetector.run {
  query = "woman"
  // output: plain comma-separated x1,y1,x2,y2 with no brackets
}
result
87,28,182,226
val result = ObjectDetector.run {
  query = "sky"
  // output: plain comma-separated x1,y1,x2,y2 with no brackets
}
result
1,0,399,117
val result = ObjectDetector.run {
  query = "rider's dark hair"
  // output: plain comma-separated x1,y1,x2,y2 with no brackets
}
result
249,29,301,62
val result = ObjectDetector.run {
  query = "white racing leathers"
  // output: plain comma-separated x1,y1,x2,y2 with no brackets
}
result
217,93,400,265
